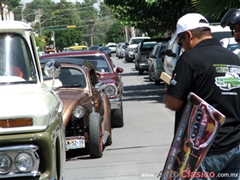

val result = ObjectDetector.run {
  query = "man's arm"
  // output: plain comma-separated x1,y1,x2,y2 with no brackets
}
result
164,94,184,111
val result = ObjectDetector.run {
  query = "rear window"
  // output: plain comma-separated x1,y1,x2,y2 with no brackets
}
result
212,32,232,41
142,42,157,49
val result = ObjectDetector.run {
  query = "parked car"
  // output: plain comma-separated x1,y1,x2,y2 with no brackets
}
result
98,46,111,57
107,43,118,53
125,36,150,62
0,21,65,179
40,56,112,158
148,42,168,85
41,51,125,127
38,51,45,57
163,39,183,78
89,45,99,51
220,37,240,56
163,25,232,78
68,45,89,51
135,38,170,75
116,43,126,59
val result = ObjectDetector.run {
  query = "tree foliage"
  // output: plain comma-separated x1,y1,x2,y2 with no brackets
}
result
104,0,195,34
105,23,125,43
104,0,240,34
192,0,240,22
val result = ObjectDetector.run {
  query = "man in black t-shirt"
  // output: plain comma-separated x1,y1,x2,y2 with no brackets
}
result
164,13,240,180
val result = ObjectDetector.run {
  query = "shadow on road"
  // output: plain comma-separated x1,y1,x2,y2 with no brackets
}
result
122,69,165,103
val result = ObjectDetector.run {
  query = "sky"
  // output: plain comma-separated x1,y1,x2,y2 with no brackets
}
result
20,0,101,9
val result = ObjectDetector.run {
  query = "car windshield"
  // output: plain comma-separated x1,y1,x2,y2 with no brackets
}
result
142,42,158,49
99,46,109,51
90,46,99,51
212,32,232,41
0,33,37,84
58,68,86,88
130,39,145,45
227,44,240,52
84,58,111,73
41,55,113,73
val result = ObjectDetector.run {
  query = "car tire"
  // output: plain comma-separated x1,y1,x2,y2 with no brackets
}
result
155,79,161,85
125,57,128,62
111,101,124,128
135,61,139,70
89,112,103,158
227,83,232,89
139,69,144,75
149,66,154,81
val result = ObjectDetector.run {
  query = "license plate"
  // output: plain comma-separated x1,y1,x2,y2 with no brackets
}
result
66,136,85,149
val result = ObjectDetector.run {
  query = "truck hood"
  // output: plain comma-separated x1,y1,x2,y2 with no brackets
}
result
0,84,62,134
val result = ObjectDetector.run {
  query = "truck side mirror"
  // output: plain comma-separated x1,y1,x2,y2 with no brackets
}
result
44,60,61,91
44,60,61,78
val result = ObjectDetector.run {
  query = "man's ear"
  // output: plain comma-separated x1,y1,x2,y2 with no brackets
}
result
186,30,193,40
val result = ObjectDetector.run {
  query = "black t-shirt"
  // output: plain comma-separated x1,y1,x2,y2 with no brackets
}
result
167,38,240,154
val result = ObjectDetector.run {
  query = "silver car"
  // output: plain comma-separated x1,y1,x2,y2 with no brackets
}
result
148,42,167,85
116,43,126,59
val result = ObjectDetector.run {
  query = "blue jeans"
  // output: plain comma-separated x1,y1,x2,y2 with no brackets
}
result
192,143,240,180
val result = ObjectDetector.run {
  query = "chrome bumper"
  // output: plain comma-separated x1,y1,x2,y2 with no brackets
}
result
139,62,149,69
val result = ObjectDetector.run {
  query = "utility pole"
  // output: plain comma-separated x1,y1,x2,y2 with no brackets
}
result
0,0,3,21
86,19,95,46
38,5,42,36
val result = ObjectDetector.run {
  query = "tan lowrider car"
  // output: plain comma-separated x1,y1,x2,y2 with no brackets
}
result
42,60,112,158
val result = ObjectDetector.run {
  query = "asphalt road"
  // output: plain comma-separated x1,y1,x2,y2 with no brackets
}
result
65,55,175,180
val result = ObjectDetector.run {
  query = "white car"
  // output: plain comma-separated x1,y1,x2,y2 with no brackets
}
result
107,43,117,53
163,25,232,78
220,37,240,56
116,43,126,59
125,36,150,62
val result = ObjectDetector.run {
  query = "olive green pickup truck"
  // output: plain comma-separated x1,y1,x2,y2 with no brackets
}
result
0,21,65,180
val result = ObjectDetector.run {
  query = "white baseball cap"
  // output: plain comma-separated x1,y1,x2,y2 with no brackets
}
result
170,13,210,45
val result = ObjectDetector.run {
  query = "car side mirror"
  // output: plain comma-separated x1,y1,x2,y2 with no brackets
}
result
150,54,156,58
165,49,176,58
116,67,124,73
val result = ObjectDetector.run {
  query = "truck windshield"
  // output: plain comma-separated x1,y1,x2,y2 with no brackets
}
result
0,33,37,84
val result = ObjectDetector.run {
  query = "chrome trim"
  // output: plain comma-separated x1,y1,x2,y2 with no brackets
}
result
0,145,40,178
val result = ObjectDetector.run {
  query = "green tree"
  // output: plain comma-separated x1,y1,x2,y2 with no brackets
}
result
54,29,83,50
92,1,118,45
192,0,240,21
106,23,125,43
1,0,22,21
104,0,194,33
34,34,46,51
